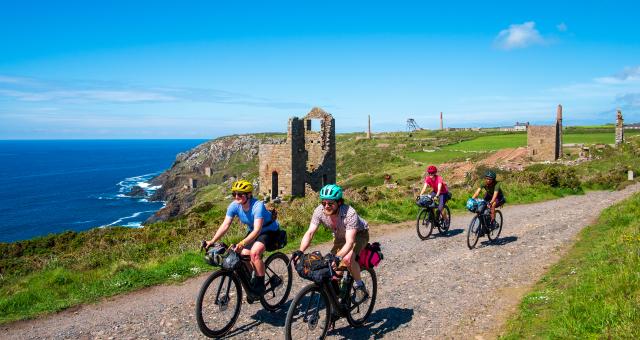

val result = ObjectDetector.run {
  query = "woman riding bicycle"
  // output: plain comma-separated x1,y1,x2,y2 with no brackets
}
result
418,165,451,221
294,184,371,304
205,179,280,295
472,170,506,227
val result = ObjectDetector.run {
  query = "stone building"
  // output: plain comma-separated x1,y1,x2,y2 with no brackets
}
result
258,107,336,199
615,109,624,146
527,105,563,161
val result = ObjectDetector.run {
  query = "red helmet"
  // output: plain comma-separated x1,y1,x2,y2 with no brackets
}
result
427,165,437,174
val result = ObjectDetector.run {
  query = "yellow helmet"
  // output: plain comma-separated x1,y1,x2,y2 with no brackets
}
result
231,179,253,193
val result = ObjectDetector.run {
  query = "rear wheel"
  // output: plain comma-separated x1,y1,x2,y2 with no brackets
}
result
195,270,242,338
416,209,434,240
437,205,451,234
285,284,331,340
466,216,481,249
487,210,503,241
345,268,377,327
260,252,293,311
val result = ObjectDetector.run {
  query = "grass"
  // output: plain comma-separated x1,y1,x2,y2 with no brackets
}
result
442,133,527,151
501,191,640,339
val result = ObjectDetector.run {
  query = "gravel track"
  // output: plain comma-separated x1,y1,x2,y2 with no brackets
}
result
4,183,639,340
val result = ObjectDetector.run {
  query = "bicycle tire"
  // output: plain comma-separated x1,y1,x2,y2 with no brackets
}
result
345,268,377,327
487,210,503,241
437,205,451,234
260,252,293,311
195,270,242,338
284,283,331,340
416,209,434,240
467,216,481,249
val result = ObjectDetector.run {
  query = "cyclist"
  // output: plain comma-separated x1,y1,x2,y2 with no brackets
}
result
205,179,280,295
471,170,506,227
418,165,451,221
294,184,371,303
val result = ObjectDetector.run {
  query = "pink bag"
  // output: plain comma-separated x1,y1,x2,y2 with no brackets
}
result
358,242,383,269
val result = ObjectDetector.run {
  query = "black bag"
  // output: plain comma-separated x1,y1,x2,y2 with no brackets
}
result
222,251,241,270
266,229,288,252
295,251,333,283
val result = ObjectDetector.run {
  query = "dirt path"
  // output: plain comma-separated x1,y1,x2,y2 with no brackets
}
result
4,183,640,339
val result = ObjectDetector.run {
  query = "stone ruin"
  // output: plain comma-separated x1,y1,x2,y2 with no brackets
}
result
616,109,624,146
527,104,563,161
258,107,336,199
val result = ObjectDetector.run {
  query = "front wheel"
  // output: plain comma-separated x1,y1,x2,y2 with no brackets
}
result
195,270,242,338
285,284,331,340
416,209,434,240
466,216,481,249
345,268,377,327
487,210,503,241
260,252,293,311
437,205,451,234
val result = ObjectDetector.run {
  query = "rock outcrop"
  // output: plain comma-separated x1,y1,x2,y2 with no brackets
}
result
145,134,284,223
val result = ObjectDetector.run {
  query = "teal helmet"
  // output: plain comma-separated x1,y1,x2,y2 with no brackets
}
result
319,184,343,200
484,170,497,180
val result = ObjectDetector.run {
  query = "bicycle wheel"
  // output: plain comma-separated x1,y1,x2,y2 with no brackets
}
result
260,252,293,311
345,268,377,327
195,270,242,338
487,210,503,241
416,209,434,240
437,205,451,233
466,216,481,249
285,283,331,340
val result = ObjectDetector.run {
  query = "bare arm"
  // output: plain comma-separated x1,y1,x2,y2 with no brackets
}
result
471,187,481,199
490,191,499,205
241,218,263,247
208,215,234,245
419,182,428,196
336,228,357,258
436,182,442,197
299,223,320,252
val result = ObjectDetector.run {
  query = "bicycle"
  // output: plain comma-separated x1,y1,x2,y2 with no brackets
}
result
195,241,293,338
285,253,377,339
416,194,451,239
466,199,503,249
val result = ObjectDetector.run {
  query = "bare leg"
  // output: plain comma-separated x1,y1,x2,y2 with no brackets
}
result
250,242,266,276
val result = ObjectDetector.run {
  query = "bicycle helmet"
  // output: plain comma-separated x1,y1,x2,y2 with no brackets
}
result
484,170,497,180
427,165,437,174
231,179,253,193
319,184,343,200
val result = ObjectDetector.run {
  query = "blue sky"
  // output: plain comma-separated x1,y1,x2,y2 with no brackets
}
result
1,1,639,139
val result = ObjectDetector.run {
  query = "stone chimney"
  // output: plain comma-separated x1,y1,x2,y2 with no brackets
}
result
440,112,443,130
556,104,563,159
616,109,624,146
367,115,371,139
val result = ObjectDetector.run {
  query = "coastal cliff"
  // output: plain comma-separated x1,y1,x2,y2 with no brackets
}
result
145,134,284,223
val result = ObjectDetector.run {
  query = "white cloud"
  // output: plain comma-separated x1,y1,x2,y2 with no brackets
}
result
494,21,546,50
595,66,640,84
556,22,568,32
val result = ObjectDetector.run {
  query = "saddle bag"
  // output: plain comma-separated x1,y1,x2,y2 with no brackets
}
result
266,229,288,252
358,242,384,269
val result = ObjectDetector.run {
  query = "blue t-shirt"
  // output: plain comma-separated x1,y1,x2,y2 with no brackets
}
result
225,198,279,233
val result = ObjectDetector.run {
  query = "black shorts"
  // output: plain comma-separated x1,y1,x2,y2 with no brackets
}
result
484,194,506,208
245,230,278,249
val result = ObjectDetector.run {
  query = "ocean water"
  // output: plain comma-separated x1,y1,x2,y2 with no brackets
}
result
0,139,206,243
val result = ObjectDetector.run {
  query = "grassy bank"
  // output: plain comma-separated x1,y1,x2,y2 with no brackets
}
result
501,191,640,339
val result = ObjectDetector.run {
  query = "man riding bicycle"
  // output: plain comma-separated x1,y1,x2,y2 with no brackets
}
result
419,165,451,221
294,184,371,303
472,170,506,227
205,179,280,295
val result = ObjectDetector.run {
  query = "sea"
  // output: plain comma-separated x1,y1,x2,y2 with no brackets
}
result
0,139,206,243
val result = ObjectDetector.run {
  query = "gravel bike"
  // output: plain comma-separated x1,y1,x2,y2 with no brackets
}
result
416,195,451,239
285,254,377,339
466,200,503,249
195,242,292,338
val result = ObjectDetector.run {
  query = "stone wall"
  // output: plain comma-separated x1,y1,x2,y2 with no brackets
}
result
258,107,336,199
527,126,558,161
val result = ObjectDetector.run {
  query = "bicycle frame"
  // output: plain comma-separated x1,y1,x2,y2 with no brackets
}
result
217,255,280,299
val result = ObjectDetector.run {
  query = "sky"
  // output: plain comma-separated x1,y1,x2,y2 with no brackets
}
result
1,1,639,139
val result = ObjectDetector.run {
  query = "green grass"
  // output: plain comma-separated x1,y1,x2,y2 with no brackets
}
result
442,133,527,151
501,192,640,339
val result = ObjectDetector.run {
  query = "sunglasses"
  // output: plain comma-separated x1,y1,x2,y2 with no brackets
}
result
231,192,247,198
321,200,337,207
